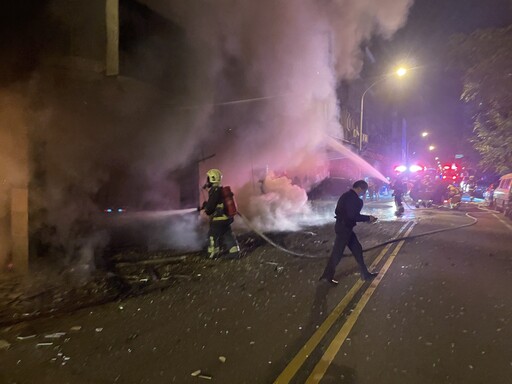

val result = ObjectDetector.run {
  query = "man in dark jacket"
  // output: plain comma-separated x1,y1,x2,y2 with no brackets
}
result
319,180,378,285
201,169,240,259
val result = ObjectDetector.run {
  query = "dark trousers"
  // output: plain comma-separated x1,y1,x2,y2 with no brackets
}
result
321,228,370,280
208,220,240,258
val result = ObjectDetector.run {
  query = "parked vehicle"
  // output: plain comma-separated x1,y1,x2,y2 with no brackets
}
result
307,177,353,200
493,173,512,213
472,182,487,199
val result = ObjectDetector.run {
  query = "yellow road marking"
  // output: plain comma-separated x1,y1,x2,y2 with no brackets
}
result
493,214,512,232
305,223,416,383
273,221,412,384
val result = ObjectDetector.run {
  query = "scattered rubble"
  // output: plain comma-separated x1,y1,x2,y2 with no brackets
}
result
0,250,202,326
16,334,36,341
36,342,53,347
45,332,66,339
0,339,11,350
1,221,401,329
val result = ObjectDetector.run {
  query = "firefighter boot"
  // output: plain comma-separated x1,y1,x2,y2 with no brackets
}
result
226,245,241,259
207,236,220,259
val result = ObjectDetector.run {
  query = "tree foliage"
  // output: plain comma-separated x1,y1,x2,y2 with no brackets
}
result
450,25,512,174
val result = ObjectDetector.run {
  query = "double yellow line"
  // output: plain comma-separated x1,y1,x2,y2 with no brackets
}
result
274,221,416,384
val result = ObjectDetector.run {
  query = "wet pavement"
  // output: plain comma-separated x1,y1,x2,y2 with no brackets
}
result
0,197,398,327
1,199,510,383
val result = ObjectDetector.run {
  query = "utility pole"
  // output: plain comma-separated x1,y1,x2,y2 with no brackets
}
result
106,0,119,76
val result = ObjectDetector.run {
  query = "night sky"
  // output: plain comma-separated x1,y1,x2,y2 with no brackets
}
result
376,0,512,167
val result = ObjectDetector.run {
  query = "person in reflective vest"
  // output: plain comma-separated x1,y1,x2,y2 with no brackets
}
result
201,169,240,259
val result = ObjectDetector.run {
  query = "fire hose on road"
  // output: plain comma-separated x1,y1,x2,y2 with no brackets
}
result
237,209,481,259
0,206,486,327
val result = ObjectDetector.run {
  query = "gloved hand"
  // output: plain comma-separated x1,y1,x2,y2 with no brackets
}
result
198,201,207,211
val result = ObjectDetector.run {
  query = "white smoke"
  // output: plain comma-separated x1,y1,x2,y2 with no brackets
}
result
141,0,413,229
1,0,414,270
236,172,311,232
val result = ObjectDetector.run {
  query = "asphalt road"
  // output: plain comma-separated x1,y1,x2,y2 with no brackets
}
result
1,202,511,384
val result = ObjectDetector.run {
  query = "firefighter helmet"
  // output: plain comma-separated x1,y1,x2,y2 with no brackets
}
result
206,169,223,186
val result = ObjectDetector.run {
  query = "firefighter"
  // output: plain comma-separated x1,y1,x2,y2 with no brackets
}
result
447,184,462,209
200,169,240,259
392,177,407,215
466,175,477,202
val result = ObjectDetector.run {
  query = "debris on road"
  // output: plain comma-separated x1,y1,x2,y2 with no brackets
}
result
190,369,213,380
16,334,36,341
218,356,226,363
0,339,11,350
36,342,53,347
45,332,66,339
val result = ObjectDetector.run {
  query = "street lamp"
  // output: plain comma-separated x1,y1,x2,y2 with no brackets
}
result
429,145,436,151
396,67,407,77
406,131,428,165
359,67,408,153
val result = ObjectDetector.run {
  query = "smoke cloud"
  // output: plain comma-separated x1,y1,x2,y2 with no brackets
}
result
146,0,413,178
1,0,413,269
143,0,413,229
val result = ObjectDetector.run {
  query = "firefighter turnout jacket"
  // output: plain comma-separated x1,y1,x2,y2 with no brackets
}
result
204,186,230,222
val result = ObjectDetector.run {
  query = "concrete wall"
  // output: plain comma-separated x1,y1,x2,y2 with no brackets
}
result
1,0,198,269
48,0,106,63
0,93,29,272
